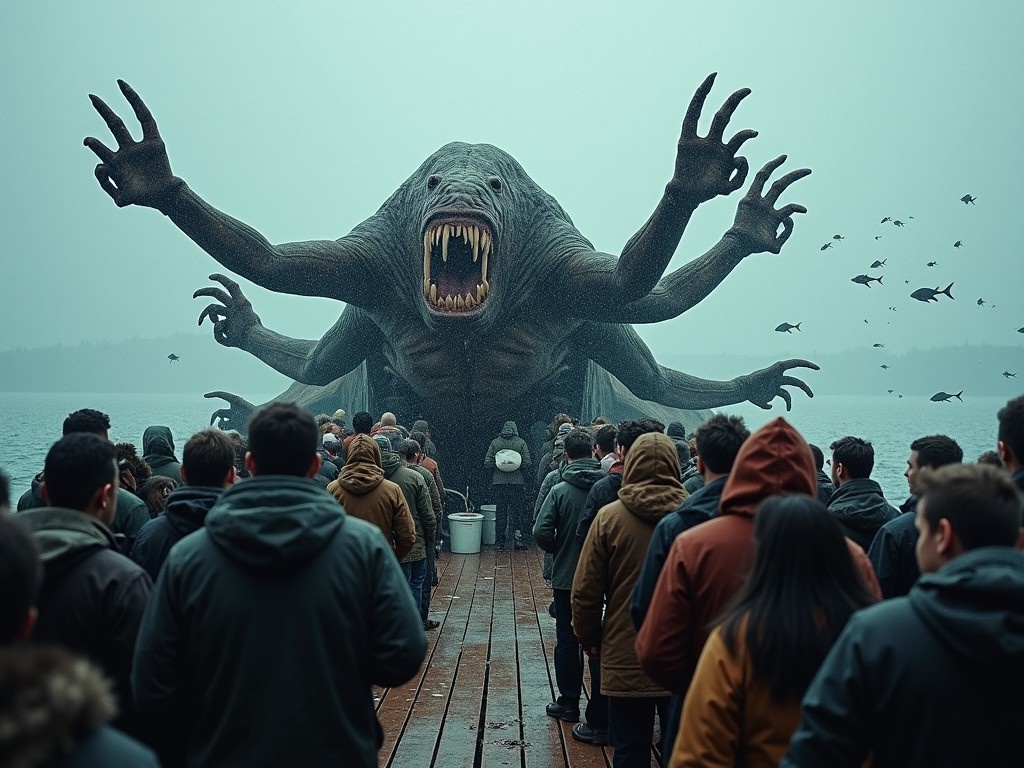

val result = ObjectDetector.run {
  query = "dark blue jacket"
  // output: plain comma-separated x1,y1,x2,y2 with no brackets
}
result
576,469,622,541
130,486,224,581
630,476,726,630
867,495,919,599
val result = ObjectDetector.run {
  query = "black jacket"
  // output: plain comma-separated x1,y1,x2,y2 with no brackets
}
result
130,485,224,580
826,477,899,551
18,507,153,738
18,473,151,545
867,496,920,599
132,475,426,768
576,469,622,541
630,475,726,630
815,469,835,505
784,547,1024,768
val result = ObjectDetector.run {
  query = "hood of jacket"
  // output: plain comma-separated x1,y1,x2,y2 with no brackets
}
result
560,458,605,491
142,425,178,469
0,646,116,768
500,421,519,438
338,434,385,495
827,477,898,531
162,485,225,536
380,450,403,479
719,417,815,518
617,433,687,521
16,507,116,579
666,421,687,438
205,475,345,574
909,547,1024,665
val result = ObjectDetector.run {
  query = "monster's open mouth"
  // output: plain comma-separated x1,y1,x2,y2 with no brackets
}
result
422,217,492,313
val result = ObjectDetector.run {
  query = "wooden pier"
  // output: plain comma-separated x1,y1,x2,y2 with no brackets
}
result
374,547,660,767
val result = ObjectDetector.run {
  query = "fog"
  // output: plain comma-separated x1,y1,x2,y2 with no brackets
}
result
2,1,1022,397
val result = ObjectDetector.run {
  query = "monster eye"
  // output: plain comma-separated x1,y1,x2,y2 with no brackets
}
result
427,175,441,190
487,176,502,192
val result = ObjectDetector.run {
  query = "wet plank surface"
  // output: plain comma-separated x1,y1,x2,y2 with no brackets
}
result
376,546,638,768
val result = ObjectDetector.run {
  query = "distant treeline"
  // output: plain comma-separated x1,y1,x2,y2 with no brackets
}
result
0,335,1020,397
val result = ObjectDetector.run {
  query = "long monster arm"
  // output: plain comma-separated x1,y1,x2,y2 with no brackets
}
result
606,155,811,324
578,323,817,412
85,81,380,304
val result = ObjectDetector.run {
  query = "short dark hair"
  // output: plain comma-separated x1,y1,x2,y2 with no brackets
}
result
43,433,117,511
830,436,874,479
115,444,152,484
409,430,427,451
695,415,750,474
352,411,374,435
0,516,42,643
62,408,110,436
918,463,1022,550
997,395,1024,463
398,438,421,461
976,450,1003,468
563,430,594,460
616,419,663,454
0,470,9,510
594,425,617,454
182,429,236,487
910,435,963,469
247,402,318,476
808,444,825,472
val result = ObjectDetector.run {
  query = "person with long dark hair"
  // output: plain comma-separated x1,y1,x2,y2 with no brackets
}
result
669,495,876,768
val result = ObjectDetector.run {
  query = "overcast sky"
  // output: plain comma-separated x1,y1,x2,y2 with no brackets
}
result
2,1,1022,372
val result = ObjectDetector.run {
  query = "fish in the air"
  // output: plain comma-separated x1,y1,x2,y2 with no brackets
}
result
1019,328,1024,334
833,234,844,240
961,194,977,205
775,322,802,333
978,298,986,307
1004,371,1018,379
851,274,884,287
820,242,833,251
893,220,905,227
931,391,964,402
880,364,891,369
873,343,885,348
911,283,954,303
167,354,180,362
870,259,887,268
887,389,894,393
954,240,963,248
926,261,938,267
874,235,883,240
889,306,898,311
880,216,892,223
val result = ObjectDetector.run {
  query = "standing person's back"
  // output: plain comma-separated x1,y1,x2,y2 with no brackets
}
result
825,436,898,551
132,403,427,768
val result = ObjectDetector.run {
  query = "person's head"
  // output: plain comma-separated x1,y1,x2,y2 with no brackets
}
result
115,444,151,494
915,463,1023,573
593,425,617,459
976,450,1003,468
322,432,341,454
905,435,963,494
722,495,876,702
245,402,321,478
40,434,118,524
61,408,111,439
352,411,374,435
694,414,750,476
614,419,664,461
398,438,421,462
181,429,236,488
0,471,9,515
412,419,430,437
808,444,826,473
0,516,42,644
829,436,874,486
223,430,249,479
380,412,398,427
315,414,334,434
563,430,594,462
138,476,175,517
409,430,428,452
997,395,1024,472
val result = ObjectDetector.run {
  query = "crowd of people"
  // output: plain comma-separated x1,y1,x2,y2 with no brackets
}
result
0,395,1022,767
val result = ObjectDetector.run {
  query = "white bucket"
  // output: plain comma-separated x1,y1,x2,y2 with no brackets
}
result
448,512,484,554
479,504,497,545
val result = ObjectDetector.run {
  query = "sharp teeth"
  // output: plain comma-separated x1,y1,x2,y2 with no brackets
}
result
423,231,431,285
482,279,490,296
456,295,465,310
442,225,450,263
466,293,476,308
471,226,479,262
445,295,454,310
481,234,489,281
423,277,429,297
476,284,482,303
429,284,436,303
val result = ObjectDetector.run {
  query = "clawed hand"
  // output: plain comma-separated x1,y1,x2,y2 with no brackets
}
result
194,274,262,348
670,73,758,204
741,359,819,411
729,156,811,254
205,391,257,432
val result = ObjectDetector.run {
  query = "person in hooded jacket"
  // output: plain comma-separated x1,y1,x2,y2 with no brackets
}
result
783,463,1024,768
327,433,416,560
825,436,899,550
484,420,533,549
572,432,687,767
635,419,881,761
16,433,153,742
141,425,183,485
132,402,427,768
533,430,605,723
130,428,237,581
399,439,443,630
808,444,835,504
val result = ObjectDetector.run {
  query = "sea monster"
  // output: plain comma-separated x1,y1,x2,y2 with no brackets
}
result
85,76,818,491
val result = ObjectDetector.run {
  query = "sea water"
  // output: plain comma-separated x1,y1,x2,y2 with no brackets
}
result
0,391,1011,505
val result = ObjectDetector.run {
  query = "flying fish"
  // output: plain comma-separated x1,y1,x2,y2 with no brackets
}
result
911,283,954,303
